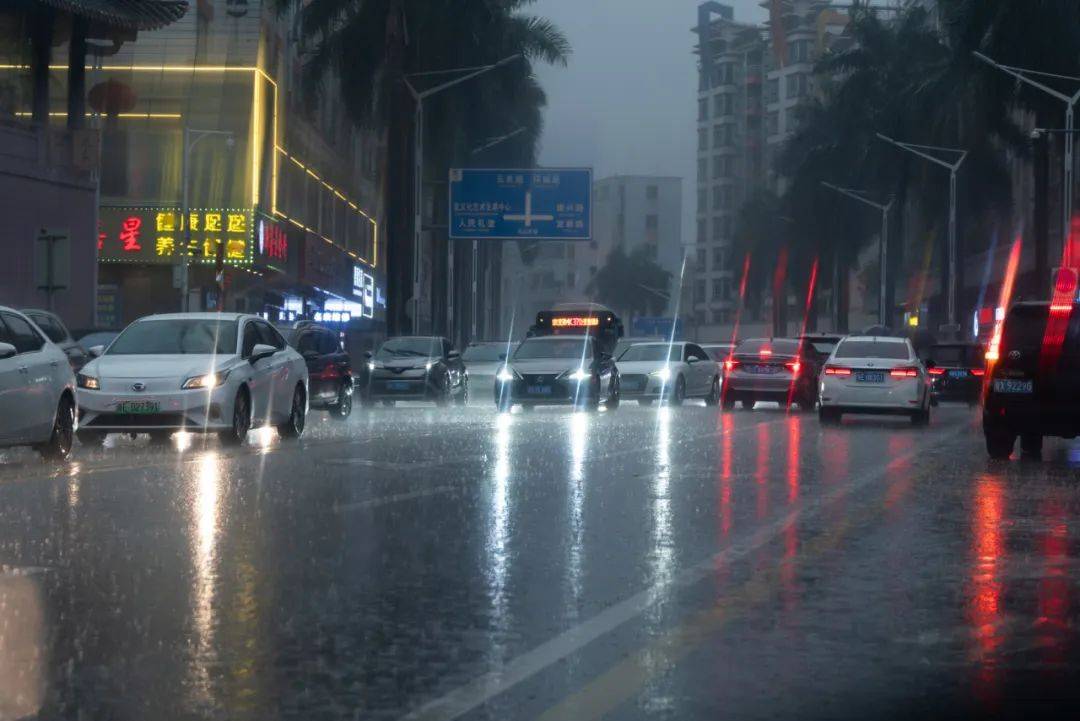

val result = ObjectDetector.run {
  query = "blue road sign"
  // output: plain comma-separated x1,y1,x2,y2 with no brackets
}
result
631,317,683,339
449,168,591,241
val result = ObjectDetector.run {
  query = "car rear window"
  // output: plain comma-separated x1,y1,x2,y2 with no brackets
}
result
930,345,982,366
834,340,910,359
1001,305,1080,353
26,312,67,343
735,339,800,356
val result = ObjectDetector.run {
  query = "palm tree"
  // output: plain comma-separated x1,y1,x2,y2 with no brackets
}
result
277,0,570,333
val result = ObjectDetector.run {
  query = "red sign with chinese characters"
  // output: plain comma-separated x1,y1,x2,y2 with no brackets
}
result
98,207,253,265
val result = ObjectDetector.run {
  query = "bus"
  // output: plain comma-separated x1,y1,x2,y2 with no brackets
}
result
527,303,624,356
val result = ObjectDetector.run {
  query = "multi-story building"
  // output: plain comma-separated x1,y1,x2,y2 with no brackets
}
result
691,1,847,339
500,175,683,338
3,1,385,336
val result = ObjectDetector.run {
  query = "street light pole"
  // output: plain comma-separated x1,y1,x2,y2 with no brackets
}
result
180,127,234,312
403,54,522,338
876,133,967,330
821,182,893,326
973,52,1080,266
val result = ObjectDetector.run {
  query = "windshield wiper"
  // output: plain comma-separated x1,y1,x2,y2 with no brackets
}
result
388,349,428,357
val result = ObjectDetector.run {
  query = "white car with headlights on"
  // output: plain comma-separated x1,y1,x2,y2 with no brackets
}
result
76,313,309,446
0,306,78,459
496,335,619,411
818,336,931,425
616,341,720,406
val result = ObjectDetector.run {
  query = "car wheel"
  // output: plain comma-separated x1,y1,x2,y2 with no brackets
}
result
277,384,307,439
77,429,107,447
819,407,841,424
1020,433,1043,458
721,395,735,410
669,376,685,406
741,399,756,410
330,381,353,420
985,427,1015,460
454,378,469,406
38,394,75,460
219,388,251,446
705,377,721,406
638,398,654,407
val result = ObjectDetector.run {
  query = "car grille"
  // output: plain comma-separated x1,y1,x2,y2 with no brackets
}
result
621,374,648,388
85,412,191,428
522,373,559,385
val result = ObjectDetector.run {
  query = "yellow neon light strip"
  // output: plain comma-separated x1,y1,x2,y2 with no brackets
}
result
15,111,181,119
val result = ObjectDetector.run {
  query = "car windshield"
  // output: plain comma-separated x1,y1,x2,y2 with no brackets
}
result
618,344,681,362
702,345,733,360
514,338,593,360
463,344,506,362
377,338,442,360
25,312,67,343
834,340,910,360
735,339,800,356
78,332,119,349
106,319,238,355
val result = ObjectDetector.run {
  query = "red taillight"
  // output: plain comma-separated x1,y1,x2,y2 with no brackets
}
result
824,366,851,376
759,348,772,357
319,364,343,381
971,368,985,377
724,358,739,373
785,360,801,375
889,367,919,379
928,367,945,376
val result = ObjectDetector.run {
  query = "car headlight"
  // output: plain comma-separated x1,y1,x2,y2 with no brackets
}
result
367,361,377,372
182,370,229,390
496,367,516,382
650,367,671,382
425,361,435,371
568,368,591,382
77,373,99,390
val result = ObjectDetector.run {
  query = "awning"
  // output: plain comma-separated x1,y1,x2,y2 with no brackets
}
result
32,0,188,31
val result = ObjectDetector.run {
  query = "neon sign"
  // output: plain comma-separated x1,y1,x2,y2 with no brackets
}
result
258,219,288,261
552,316,599,328
98,207,253,265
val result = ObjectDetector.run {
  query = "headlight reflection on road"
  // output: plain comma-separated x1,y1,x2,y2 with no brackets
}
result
649,407,674,602
488,412,514,630
188,451,222,706
566,412,589,615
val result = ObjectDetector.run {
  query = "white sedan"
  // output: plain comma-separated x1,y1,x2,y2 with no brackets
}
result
76,313,309,446
0,306,77,459
616,341,721,406
818,336,931,425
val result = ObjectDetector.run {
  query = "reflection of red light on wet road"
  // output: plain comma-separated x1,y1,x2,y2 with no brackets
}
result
755,422,770,520
787,418,800,504
1038,498,1069,668
720,413,734,538
970,476,1004,703
883,434,914,517
781,418,800,614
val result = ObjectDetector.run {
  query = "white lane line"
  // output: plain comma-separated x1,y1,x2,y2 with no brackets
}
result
335,485,458,512
398,425,965,721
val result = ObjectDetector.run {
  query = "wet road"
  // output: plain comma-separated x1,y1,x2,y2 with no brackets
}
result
1,402,1079,720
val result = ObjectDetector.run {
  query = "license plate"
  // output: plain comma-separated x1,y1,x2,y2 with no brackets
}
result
386,381,410,391
993,379,1033,394
948,369,968,379
526,385,552,395
747,364,779,375
855,371,885,383
115,400,160,414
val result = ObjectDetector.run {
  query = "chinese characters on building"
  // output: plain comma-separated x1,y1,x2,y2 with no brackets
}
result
98,208,253,264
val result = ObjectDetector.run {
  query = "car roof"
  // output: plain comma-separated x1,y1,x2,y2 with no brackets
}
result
385,335,444,341
526,334,593,342
134,312,249,321
629,341,684,347
840,335,908,343
19,308,59,318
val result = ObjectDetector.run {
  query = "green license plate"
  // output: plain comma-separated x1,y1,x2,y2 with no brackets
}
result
116,400,160,414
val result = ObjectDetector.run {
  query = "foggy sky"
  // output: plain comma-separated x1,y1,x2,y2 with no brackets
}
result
532,0,766,245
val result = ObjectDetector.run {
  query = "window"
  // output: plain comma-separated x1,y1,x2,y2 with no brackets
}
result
834,340,912,360
712,278,724,300
645,214,659,231
786,73,808,99
109,319,238,356
24,312,67,343
712,309,731,324
697,219,706,243
698,157,707,182
242,322,260,357
319,331,340,355
766,78,779,104
766,111,779,135
1,313,45,354
712,219,723,243
646,184,659,200
698,127,708,151
687,344,710,362
257,322,286,350
714,124,734,147
723,216,734,239
696,248,707,271
712,245,723,269
698,98,708,121
644,243,658,260
790,39,811,64
694,280,706,304
713,93,733,117
722,186,734,210
567,272,576,288
296,332,319,355
712,155,723,178
712,185,722,210
698,189,707,213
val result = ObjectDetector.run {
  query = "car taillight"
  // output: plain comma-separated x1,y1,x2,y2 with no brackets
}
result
928,367,945,376
785,360,801,375
970,368,985,377
889,367,919,379
319,364,343,380
724,358,739,373
824,366,851,376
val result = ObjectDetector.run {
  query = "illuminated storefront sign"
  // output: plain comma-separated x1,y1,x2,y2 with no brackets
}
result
99,207,254,265
258,218,288,262
353,265,376,318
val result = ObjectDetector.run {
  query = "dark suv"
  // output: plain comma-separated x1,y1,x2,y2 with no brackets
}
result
280,322,354,420
365,336,467,406
924,341,985,405
983,301,1080,459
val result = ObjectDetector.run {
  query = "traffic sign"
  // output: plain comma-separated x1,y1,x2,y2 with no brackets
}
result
448,168,591,240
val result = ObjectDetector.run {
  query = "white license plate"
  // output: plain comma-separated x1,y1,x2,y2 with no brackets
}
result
993,379,1033,394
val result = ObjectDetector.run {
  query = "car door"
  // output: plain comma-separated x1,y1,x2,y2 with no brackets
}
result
295,330,325,400
0,315,30,443
240,320,273,424
681,344,703,395
258,322,296,421
689,344,714,394
320,330,349,396
0,311,55,440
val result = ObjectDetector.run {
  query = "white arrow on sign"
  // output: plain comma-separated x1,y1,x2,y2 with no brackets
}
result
504,190,553,227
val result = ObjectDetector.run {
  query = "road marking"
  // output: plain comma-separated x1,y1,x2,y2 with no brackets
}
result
336,485,458,512
397,425,965,721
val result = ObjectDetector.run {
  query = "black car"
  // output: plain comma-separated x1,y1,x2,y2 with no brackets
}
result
495,334,619,411
924,341,985,405
365,336,467,406
983,301,1079,459
22,308,89,370
279,322,354,419
797,332,845,384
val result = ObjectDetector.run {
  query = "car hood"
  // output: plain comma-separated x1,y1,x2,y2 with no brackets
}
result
508,358,586,375
84,354,242,379
616,360,677,374
373,357,440,370
465,361,501,375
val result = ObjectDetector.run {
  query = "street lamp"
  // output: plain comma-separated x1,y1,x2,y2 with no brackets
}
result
973,51,1080,266
467,126,528,342
876,133,967,330
180,127,235,312
821,182,894,326
403,54,522,336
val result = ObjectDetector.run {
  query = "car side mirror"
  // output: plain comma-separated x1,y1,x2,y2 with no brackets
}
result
249,343,276,363
687,356,699,364
448,350,461,360
0,342,15,360
88,345,104,358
